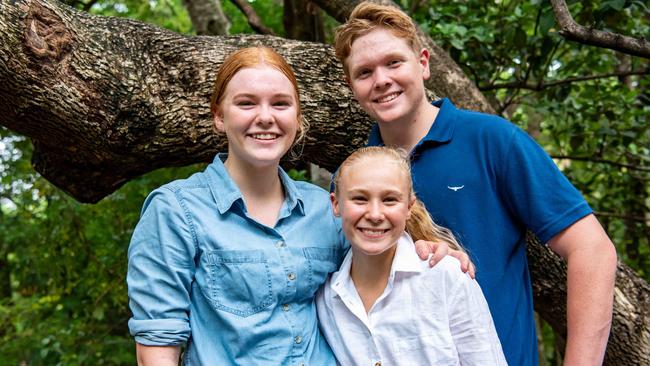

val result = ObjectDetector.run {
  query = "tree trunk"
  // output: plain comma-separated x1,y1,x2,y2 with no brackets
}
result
284,0,325,43
0,1,648,363
183,0,231,36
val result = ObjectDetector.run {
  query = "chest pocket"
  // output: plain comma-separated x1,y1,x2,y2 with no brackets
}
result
303,247,340,295
205,250,273,317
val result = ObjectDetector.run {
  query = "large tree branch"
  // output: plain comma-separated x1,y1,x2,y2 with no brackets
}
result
311,0,496,114
550,0,650,59
0,0,365,202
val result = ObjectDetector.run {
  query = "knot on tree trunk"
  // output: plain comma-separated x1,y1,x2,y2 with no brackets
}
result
22,0,74,67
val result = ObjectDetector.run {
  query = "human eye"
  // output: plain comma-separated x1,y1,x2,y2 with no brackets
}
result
235,99,255,108
383,196,399,204
350,195,367,203
273,99,293,109
354,68,371,79
387,59,402,68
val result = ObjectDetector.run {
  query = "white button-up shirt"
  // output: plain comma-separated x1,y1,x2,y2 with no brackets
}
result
316,233,507,365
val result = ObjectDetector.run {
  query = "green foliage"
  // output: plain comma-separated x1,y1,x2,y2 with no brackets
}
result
1,127,206,365
1,0,648,364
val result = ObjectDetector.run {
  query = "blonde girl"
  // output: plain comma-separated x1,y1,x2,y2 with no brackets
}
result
317,146,507,365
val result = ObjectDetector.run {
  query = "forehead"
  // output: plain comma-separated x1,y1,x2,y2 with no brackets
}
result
341,156,409,188
225,65,296,96
346,28,415,68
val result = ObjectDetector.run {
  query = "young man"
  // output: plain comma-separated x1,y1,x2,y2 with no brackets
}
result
333,2,617,365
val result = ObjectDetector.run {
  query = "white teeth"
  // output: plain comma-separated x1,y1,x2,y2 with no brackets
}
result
376,92,400,103
251,133,276,140
360,229,387,236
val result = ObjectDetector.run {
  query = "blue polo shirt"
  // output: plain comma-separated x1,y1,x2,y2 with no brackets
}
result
368,98,592,365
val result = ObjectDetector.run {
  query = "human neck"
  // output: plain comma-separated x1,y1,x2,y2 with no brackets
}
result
350,246,397,313
224,155,284,227
378,100,439,152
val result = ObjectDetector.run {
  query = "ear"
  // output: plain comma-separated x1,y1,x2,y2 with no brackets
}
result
406,195,416,219
418,48,431,81
213,111,225,132
330,192,341,217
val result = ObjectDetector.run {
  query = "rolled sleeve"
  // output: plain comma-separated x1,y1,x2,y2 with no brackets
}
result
127,187,198,346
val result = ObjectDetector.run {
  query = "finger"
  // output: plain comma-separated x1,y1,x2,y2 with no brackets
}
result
428,241,448,267
468,261,476,279
414,240,430,260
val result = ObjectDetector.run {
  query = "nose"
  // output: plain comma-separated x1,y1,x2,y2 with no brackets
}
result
256,104,274,126
373,67,391,90
365,200,384,222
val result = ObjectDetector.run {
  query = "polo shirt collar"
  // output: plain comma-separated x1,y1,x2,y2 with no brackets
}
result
205,154,305,216
366,98,457,147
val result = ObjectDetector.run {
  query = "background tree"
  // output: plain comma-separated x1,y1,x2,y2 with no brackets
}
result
0,0,648,365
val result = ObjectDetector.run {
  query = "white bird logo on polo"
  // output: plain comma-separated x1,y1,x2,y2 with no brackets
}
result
447,185,465,192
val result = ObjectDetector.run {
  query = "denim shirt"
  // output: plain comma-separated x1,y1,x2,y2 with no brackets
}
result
127,155,345,365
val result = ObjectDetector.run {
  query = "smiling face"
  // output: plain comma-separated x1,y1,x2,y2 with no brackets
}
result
332,155,414,258
345,27,430,126
214,65,299,170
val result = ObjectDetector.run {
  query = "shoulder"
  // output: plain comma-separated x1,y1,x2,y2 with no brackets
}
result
293,180,333,209
454,108,518,139
140,168,212,217
293,180,330,197
420,255,472,287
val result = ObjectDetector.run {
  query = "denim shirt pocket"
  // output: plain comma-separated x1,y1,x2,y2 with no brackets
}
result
303,247,340,294
205,250,274,317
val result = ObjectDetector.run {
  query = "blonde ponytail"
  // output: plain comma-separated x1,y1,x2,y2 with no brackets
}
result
407,199,464,252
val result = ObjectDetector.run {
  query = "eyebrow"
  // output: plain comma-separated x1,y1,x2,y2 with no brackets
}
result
231,92,295,99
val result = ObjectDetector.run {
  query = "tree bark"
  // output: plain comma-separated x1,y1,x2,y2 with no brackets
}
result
183,0,230,36
0,1,648,363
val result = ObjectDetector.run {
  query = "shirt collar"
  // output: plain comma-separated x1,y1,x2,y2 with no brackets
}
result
205,153,305,216
327,232,424,300
366,98,456,147
390,232,427,273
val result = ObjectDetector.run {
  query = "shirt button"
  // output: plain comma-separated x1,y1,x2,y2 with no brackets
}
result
287,273,296,280
282,304,290,311
294,336,302,344
276,240,286,248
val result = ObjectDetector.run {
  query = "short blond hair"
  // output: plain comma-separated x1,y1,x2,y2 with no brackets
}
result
334,2,422,75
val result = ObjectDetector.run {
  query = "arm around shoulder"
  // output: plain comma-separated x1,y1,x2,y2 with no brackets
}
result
548,214,617,366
